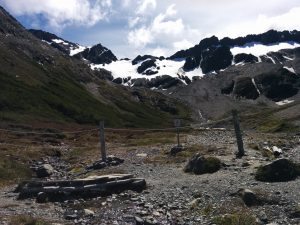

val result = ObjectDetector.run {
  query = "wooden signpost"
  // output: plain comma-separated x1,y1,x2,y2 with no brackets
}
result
174,119,181,147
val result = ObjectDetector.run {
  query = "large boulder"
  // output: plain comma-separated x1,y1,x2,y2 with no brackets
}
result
255,159,300,182
36,164,54,178
184,154,221,175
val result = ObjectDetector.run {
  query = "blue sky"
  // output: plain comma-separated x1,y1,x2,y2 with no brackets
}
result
1,0,300,58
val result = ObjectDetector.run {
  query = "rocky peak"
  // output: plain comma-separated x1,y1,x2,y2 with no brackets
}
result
74,43,117,65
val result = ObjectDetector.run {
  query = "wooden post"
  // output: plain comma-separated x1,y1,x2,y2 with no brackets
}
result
174,119,181,147
232,110,245,157
99,121,106,161
177,127,180,147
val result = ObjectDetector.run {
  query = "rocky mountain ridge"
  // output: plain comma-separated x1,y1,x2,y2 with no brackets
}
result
30,28,300,91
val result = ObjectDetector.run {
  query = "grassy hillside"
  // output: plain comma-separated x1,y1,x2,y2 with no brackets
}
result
0,8,190,128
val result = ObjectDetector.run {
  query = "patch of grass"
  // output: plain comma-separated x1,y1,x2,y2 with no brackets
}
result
9,215,51,225
213,212,257,225
247,143,259,151
202,204,214,216
239,106,299,133
257,116,294,133
144,144,219,165
0,158,31,186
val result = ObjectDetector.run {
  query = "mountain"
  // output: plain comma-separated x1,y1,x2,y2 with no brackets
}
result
22,16,300,128
88,30,300,91
29,29,117,65
0,6,190,128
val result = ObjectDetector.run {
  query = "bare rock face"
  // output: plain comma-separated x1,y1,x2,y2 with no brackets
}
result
233,77,260,100
74,44,117,64
137,59,157,74
255,159,300,182
200,46,233,73
234,53,258,64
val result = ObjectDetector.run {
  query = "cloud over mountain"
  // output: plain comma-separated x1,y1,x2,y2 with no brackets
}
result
1,0,300,57
0,0,112,29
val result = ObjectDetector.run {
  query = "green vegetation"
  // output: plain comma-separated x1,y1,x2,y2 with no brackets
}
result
201,157,221,173
213,212,257,225
0,158,31,186
9,215,51,225
238,105,300,133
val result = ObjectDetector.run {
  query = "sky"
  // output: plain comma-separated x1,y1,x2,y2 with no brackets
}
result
1,0,300,58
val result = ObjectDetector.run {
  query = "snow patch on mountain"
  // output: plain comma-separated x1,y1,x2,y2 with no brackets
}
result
70,45,87,56
283,66,296,74
91,58,204,81
276,99,295,106
52,39,69,45
230,42,300,57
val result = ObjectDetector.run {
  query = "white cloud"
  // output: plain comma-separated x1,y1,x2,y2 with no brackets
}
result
128,26,153,47
128,17,141,28
136,0,157,15
0,0,111,30
165,4,177,16
173,39,194,51
127,3,201,56
128,4,185,48
221,7,300,38
152,14,184,35
2,0,300,58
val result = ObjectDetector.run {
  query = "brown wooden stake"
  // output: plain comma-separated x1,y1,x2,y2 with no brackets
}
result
232,110,245,157
99,121,107,161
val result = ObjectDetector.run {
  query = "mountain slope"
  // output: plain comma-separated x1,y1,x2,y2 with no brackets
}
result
0,6,190,128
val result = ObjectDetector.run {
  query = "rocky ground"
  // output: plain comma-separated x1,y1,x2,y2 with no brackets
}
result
0,129,300,225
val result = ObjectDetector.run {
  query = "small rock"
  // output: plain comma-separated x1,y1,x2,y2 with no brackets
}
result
258,211,268,223
239,188,257,206
188,198,201,208
135,216,144,225
170,145,184,156
83,209,95,217
272,146,282,157
65,214,78,220
36,192,48,203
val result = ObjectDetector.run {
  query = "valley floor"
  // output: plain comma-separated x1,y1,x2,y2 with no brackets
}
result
0,129,300,225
